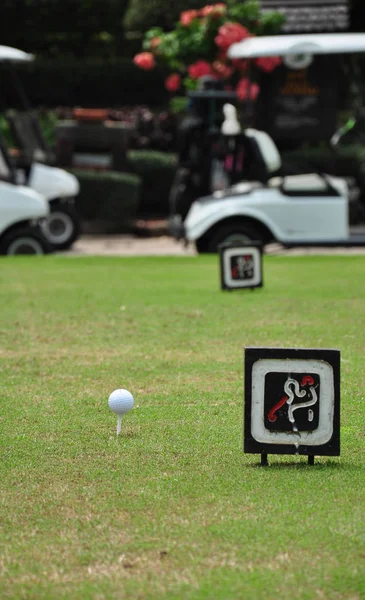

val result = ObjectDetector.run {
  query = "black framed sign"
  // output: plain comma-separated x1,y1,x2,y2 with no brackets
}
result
244,347,340,465
219,242,263,291
255,55,339,143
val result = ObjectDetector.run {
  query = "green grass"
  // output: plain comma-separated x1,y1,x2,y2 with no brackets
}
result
0,254,364,600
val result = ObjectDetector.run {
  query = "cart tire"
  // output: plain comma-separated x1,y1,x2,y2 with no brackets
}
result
41,204,81,251
0,227,52,256
197,222,265,254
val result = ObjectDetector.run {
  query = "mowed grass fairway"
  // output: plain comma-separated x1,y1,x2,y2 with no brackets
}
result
1,254,364,600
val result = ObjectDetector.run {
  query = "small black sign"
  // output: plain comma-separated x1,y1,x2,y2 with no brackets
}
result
244,347,340,463
219,242,263,291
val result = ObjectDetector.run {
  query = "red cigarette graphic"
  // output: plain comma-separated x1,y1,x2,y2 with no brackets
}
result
301,375,314,386
268,395,288,423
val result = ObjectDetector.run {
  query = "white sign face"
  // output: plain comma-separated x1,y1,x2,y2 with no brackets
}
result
222,246,261,288
251,358,335,447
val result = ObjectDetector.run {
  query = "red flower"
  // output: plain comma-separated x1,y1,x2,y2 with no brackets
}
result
212,60,234,79
133,52,155,70
188,60,215,79
180,9,199,26
165,73,181,92
231,58,249,73
215,22,251,52
255,56,282,73
200,3,226,18
216,50,228,61
236,78,260,101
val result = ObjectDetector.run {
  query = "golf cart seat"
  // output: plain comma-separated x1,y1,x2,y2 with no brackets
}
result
268,173,328,191
242,128,347,197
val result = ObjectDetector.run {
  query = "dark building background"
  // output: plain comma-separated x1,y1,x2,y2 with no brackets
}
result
259,0,350,33
255,1,354,145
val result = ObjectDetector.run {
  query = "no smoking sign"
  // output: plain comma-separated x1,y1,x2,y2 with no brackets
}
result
219,242,263,291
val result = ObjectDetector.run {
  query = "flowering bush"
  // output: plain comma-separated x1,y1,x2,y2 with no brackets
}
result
133,1,285,101
133,51,156,71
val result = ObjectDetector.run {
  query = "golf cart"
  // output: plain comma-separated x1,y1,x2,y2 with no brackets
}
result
173,33,365,252
169,77,238,222
0,142,51,255
0,45,81,251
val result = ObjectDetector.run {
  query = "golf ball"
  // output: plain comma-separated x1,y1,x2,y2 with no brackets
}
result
108,389,134,415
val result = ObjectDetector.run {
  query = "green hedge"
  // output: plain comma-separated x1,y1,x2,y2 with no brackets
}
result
69,169,141,232
1,60,169,109
126,150,178,217
282,144,365,177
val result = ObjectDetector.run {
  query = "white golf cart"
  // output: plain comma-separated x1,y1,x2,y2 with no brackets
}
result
0,45,81,250
0,143,50,255
178,33,365,253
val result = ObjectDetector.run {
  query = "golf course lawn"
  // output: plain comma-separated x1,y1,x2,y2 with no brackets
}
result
0,254,364,599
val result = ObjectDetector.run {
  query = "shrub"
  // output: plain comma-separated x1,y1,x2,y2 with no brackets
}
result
69,169,141,232
281,144,365,185
126,150,178,216
0,0,130,60
132,1,285,97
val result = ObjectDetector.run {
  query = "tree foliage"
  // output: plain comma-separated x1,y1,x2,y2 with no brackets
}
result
0,0,130,58
124,0,210,34
125,0,365,36
133,2,285,96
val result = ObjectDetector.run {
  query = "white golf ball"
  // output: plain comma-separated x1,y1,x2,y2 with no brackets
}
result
108,389,134,416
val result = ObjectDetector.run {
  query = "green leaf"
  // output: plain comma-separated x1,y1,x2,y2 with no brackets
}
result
227,0,261,23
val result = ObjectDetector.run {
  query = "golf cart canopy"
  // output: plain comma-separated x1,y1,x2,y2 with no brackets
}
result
228,33,365,59
0,45,34,63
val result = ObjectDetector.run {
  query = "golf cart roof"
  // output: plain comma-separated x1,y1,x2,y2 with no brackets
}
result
228,33,365,59
0,45,34,62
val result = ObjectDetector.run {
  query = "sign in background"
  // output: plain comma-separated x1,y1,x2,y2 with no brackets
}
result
219,242,263,291
255,55,339,144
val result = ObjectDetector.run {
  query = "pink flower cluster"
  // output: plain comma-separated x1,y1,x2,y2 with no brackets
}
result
133,52,155,71
165,73,181,92
133,3,283,97
235,78,260,101
180,3,226,26
255,56,282,72
215,22,251,52
188,60,215,80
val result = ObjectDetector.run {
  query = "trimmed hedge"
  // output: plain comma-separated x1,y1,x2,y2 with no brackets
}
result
69,169,141,232
282,144,365,176
1,60,169,109
126,150,178,217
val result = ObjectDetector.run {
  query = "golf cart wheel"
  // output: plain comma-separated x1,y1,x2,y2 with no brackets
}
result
0,227,51,256
197,222,265,254
41,204,81,251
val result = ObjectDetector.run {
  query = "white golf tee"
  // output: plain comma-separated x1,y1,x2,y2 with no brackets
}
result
117,415,122,436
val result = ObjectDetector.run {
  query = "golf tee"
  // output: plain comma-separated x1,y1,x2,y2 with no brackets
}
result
117,415,122,436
